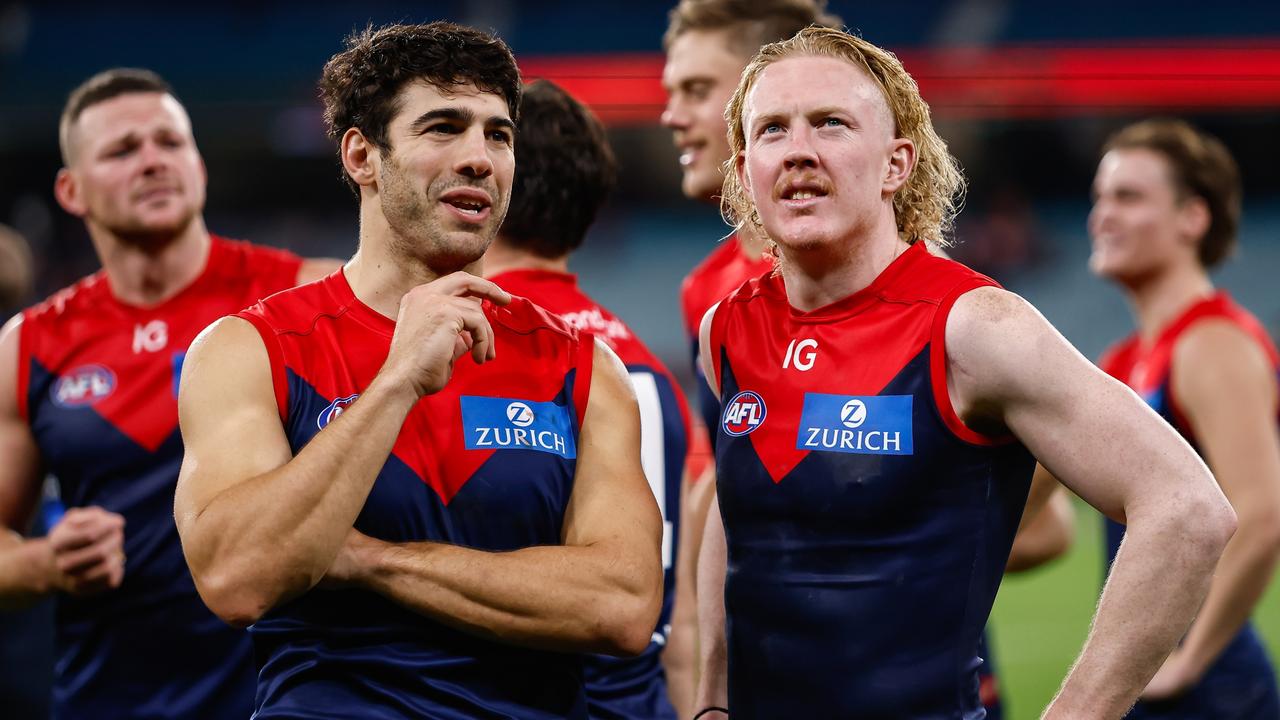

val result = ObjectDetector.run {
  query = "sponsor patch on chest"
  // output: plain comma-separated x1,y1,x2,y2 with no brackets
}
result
796,393,913,455
52,365,116,408
460,396,577,459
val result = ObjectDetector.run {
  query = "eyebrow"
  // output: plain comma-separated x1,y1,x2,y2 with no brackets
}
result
408,107,514,134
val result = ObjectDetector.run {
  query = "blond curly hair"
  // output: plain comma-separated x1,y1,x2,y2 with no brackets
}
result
721,26,964,246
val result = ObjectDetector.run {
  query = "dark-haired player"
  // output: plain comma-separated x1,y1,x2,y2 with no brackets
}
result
484,79,696,718
1089,119,1280,719
693,27,1235,719
174,23,663,718
0,69,340,718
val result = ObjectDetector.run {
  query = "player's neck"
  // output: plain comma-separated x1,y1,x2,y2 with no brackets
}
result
778,225,908,312
1125,261,1214,343
91,219,211,308
344,240,482,321
482,240,569,279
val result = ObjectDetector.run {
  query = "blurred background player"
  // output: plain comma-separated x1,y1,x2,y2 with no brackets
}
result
484,79,697,717
174,23,663,718
693,26,1235,719
0,68,339,718
1088,118,1280,718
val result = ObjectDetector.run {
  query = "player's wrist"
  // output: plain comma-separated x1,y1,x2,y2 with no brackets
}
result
692,706,728,719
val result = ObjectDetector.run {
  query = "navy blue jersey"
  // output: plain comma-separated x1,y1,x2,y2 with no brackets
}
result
18,237,301,718
1100,292,1280,720
237,271,597,719
706,242,1034,718
491,268,694,719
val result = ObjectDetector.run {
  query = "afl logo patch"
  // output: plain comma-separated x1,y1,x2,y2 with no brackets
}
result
317,393,360,430
53,365,116,408
722,390,767,437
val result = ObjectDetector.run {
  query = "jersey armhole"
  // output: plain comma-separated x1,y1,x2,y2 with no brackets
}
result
706,301,730,396
572,331,595,425
233,310,289,423
928,281,1016,446
15,314,31,422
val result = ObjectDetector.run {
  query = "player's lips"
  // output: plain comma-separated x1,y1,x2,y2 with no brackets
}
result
439,188,493,224
677,140,704,168
776,178,831,209
133,185,180,203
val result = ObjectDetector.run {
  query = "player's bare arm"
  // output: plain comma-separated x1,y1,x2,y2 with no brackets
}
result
945,286,1235,719
692,303,729,718
665,462,714,716
1139,319,1280,700
175,272,508,627
319,339,664,656
1006,466,1075,573
0,316,125,608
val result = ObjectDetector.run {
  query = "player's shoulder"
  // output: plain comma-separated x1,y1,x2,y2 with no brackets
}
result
239,270,343,336
21,270,110,329
884,242,1001,305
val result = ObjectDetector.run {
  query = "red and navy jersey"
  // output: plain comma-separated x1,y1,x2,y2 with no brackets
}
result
706,242,1034,718
1099,292,1280,718
491,268,690,719
237,270,596,719
680,236,774,445
17,236,301,719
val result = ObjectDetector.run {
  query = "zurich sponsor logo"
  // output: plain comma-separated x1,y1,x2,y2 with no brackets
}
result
317,393,360,430
461,395,576,459
722,390,767,437
796,393,913,455
52,365,116,408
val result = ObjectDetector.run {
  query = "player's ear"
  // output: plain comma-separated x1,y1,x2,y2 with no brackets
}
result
341,128,380,190
735,151,751,197
1178,194,1211,251
54,168,87,218
883,137,915,194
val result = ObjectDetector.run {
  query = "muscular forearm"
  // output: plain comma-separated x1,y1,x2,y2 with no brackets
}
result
1046,502,1233,718
663,596,696,718
694,505,728,711
1177,515,1280,678
346,536,658,655
182,375,418,622
0,531,57,609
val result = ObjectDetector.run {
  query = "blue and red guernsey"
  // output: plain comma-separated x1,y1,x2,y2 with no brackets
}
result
491,268,690,719
1099,291,1280,717
236,270,596,720
17,236,301,719
706,242,1034,718
680,235,774,444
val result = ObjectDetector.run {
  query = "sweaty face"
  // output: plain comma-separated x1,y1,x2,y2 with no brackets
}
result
661,29,748,201
65,93,206,247
738,55,904,255
1088,148,1195,285
376,81,515,273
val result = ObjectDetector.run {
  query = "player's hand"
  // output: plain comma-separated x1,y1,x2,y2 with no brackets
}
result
380,272,511,397
1139,649,1197,702
47,506,126,596
320,528,383,589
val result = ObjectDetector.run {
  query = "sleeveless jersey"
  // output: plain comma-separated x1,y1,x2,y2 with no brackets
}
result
706,241,1034,718
491,268,690,719
18,236,302,719
236,270,596,720
1099,291,1280,719
680,235,774,444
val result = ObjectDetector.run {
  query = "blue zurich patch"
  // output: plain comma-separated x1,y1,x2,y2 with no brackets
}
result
460,396,577,459
795,393,913,455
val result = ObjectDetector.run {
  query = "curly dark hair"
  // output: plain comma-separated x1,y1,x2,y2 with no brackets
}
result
318,21,522,193
60,68,175,165
499,81,617,259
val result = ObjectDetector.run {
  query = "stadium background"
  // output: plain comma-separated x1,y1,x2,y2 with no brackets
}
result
1,1,1277,717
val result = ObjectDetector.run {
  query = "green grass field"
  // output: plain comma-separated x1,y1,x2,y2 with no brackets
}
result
989,500,1280,719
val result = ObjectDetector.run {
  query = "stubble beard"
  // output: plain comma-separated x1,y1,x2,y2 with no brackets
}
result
379,153,499,275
